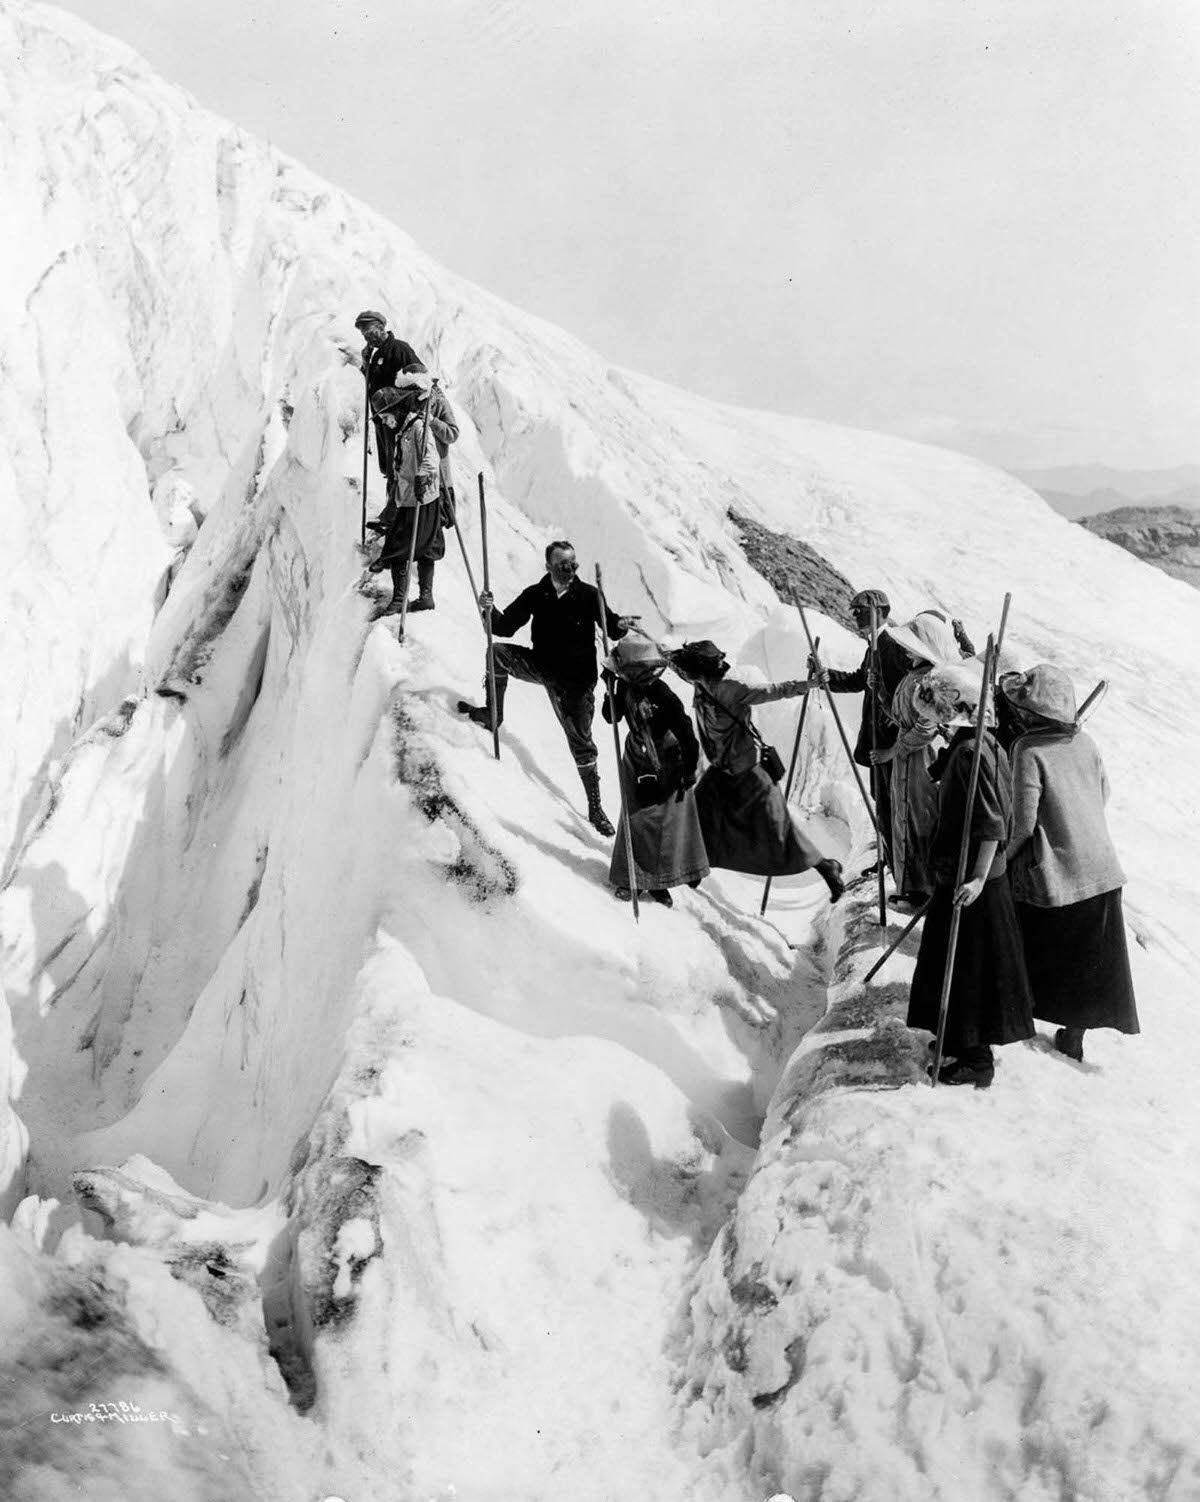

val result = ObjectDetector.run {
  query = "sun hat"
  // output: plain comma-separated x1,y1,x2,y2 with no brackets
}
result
604,637,667,678
670,640,728,676
998,664,1077,727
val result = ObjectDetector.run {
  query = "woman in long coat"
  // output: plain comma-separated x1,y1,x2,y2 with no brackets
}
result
869,613,961,909
907,663,1035,1087
601,638,709,906
668,640,844,902
1001,664,1139,1062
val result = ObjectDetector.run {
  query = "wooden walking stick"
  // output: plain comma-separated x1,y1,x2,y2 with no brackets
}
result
993,591,1012,663
596,564,639,924
929,634,997,1088
450,511,482,600
867,601,887,932
478,473,501,760
759,635,820,917
793,592,882,841
361,363,371,546
447,502,496,706
395,378,438,640
1076,679,1107,726
863,895,932,983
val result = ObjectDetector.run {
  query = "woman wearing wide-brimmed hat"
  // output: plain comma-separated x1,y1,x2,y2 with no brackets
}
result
1001,664,1139,1062
868,612,962,910
906,662,1035,1087
601,638,709,906
668,640,844,901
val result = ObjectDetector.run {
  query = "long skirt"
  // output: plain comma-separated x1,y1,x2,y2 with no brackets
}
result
908,878,1035,1053
377,498,445,566
1016,889,1139,1033
889,747,937,897
609,789,710,891
694,764,822,877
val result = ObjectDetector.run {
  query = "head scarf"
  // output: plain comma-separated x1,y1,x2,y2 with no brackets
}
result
886,612,961,668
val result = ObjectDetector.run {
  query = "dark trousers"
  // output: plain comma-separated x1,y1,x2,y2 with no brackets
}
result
871,763,894,872
490,645,598,769
371,416,395,478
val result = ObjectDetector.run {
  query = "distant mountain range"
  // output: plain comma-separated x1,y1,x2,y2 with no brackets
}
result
1074,506,1200,590
1005,467,1200,590
1013,465,1200,521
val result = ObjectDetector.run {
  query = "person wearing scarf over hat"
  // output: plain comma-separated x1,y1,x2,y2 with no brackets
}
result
868,612,962,911
824,588,910,876
367,373,459,619
1001,665,1139,1063
906,663,1035,1087
600,638,710,906
668,641,845,901
353,310,427,484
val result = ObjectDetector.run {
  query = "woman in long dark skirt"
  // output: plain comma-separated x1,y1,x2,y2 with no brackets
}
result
1000,664,1139,1062
907,663,1035,1087
601,638,709,906
668,640,844,902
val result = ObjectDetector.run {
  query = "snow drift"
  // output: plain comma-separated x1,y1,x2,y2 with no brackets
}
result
2,3,1200,1499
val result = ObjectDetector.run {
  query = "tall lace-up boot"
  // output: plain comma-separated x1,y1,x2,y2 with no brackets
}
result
579,764,614,836
409,558,436,611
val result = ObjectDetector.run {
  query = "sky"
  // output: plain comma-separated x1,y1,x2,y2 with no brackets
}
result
53,0,1200,472
7,8,1200,1495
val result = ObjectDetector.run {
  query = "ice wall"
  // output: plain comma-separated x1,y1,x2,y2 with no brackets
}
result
3,3,1200,1500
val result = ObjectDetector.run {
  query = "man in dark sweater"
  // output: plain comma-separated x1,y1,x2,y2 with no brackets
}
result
459,540,636,835
355,310,427,483
824,588,910,873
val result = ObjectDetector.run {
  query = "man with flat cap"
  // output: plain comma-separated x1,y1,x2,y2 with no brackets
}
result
825,588,909,874
354,310,427,489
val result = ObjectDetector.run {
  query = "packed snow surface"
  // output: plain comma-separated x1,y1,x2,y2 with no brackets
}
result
1,3,1199,1500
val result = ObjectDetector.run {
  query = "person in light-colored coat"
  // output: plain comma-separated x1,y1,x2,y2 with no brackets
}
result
1002,663,1138,1062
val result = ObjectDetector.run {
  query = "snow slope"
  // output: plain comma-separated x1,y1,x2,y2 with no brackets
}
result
2,3,1199,1499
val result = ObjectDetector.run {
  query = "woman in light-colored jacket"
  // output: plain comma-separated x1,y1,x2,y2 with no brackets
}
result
1001,664,1139,1062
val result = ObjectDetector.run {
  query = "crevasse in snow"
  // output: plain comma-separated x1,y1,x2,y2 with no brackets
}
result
2,4,1199,1500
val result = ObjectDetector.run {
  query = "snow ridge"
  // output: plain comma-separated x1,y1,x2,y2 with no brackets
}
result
2,3,1200,1500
